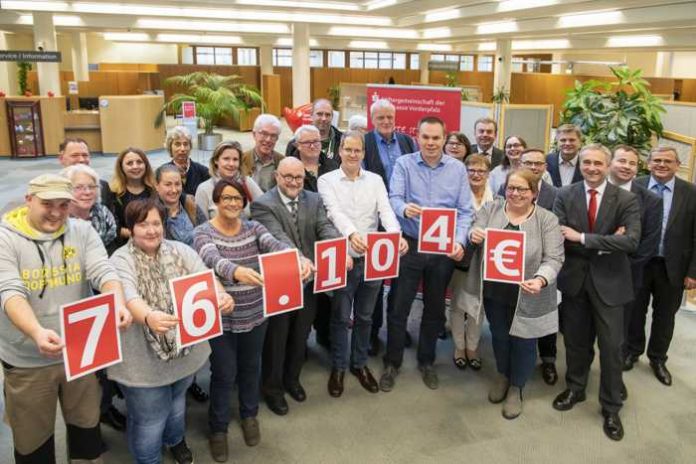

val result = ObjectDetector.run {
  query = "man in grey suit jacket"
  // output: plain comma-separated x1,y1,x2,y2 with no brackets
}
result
625,146,696,386
250,157,341,416
471,117,504,168
552,144,641,442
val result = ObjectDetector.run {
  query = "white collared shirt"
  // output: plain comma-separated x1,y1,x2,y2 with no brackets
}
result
580,179,608,244
559,153,579,186
318,166,401,256
608,177,632,192
277,189,298,213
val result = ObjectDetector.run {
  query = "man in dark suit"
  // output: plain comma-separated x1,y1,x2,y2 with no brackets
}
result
362,98,416,355
552,143,641,441
471,117,504,168
546,124,583,188
624,146,696,386
250,157,342,416
286,99,343,162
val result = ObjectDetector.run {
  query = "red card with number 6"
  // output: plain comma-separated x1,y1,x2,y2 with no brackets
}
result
170,270,222,349
260,249,304,317
60,292,122,382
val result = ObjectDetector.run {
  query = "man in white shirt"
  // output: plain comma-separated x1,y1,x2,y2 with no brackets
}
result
546,124,583,187
318,131,408,398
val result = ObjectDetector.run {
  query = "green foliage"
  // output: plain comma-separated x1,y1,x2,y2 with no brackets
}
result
491,86,510,104
444,71,458,88
17,62,32,94
560,66,665,156
327,85,340,109
156,72,263,135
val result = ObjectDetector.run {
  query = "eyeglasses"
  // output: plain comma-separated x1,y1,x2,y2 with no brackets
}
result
506,143,524,149
281,174,305,183
256,130,279,141
342,148,363,155
220,195,244,204
297,140,321,147
506,186,531,194
73,184,98,193
522,161,546,167
446,142,464,148
467,169,488,176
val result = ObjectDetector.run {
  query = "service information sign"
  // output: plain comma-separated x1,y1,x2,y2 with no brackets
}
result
366,84,462,139
0,51,62,62
483,229,526,284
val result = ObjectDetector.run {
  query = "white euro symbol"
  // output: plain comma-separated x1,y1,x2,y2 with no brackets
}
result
490,239,521,277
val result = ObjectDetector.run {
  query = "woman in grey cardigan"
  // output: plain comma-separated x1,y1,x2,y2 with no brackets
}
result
469,169,564,420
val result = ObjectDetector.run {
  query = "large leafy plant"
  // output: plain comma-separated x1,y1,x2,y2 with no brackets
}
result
561,66,665,155
156,72,263,135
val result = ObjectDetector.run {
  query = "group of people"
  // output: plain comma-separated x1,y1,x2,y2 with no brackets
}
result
0,95,693,464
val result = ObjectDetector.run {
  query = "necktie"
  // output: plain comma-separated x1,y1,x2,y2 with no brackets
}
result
289,200,298,224
587,189,598,232
652,183,667,198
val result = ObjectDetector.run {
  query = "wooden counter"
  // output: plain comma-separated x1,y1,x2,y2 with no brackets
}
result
0,96,66,157
64,110,102,152
98,95,165,154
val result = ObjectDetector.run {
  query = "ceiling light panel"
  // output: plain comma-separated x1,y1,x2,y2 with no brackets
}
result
558,11,624,28
348,40,389,49
422,28,451,39
607,35,663,47
136,19,289,34
235,0,360,11
103,32,150,42
476,21,518,35
328,26,418,39
416,43,452,52
275,38,320,46
156,34,243,45
498,0,559,12
512,39,570,50
365,0,397,11
424,8,461,23
478,42,496,51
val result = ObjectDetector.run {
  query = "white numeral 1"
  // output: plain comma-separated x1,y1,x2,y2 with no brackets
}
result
68,304,109,368
321,246,341,287
423,215,450,251
181,280,216,337
372,239,395,271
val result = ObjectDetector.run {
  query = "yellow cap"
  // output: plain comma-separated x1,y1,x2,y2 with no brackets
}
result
27,174,75,201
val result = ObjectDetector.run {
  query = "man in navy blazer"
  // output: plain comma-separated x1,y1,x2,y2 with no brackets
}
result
362,98,417,355
546,124,583,188
624,146,696,386
470,117,504,168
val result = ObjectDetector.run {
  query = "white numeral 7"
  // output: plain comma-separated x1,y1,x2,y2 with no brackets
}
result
68,304,109,368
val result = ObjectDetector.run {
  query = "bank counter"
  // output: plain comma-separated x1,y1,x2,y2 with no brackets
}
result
0,94,165,157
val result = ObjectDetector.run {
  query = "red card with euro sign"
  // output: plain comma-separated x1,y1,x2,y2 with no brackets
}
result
314,237,348,293
418,207,457,255
260,249,304,317
365,232,401,281
483,228,526,284
60,292,122,382
170,270,222,349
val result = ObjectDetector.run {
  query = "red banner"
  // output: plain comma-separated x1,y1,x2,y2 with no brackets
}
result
170,270,223,349
60,293,122,382
182,101,196,119
314,237,349,293
418,207,457,255
260,249,304,317
366,84,462,139
364,232,401,281
483,229,526,284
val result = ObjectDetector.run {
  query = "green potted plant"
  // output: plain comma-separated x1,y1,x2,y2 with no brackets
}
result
156,71,263,150
560,66,665,158
17,62,32,95
491,86,510,104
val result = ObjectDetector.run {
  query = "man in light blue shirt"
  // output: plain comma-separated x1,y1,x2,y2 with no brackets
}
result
380,116,472,392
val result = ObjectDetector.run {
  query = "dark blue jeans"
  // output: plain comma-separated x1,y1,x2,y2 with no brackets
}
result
120,374,194,464
484,298,537,388
331,259,381,370
209,322,267,433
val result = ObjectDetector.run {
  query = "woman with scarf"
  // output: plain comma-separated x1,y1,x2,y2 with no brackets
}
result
108,198,234,464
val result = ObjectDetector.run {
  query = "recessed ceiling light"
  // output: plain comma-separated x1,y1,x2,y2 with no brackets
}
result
328,26,418,39
348,40,389,49
476,21,518,35
416,43,452,52
512,39,570,50
558,11,624,28
607,35,663,47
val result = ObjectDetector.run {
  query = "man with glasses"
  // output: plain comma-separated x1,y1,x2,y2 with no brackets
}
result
243,114,285,192
624,146,696,386
286,99,343,162
318,131,407,398
251,157,339,416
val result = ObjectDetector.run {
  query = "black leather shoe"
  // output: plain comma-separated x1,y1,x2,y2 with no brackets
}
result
286,384,306,402
328,370,345,398
350,366,379,393
541,362,558,386
602,411,624,441
650,361,672,386
368,334,382,357
552,389,586,411
188,381,209,403
404,331,413,348
622,354,639,371
265,395,289,416
620,383,628,401
100,406,127,431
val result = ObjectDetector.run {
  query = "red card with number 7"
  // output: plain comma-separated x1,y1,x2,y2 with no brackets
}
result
60,292,122,382
314,237,348,293
260,249,304,317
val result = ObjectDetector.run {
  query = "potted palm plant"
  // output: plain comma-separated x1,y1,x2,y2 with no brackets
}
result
156,71,263,150
560,66,665,157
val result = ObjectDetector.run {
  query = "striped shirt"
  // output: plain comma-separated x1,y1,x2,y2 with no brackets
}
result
193,220,288,333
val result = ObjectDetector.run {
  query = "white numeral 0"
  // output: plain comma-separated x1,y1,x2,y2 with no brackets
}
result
68,304,109,368
423,215,450,251
181,281,216,337
320,246,341,287
371,238,395,271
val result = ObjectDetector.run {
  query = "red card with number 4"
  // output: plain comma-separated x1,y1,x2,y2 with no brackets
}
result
260,249,304,317
418,207,457,255
314,237,348,293
365,232,401,281
60,292,122,382
170,270,222,349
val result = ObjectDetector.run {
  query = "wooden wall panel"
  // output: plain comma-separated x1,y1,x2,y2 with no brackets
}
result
681,79,696,102
274,67,294,110
429,71,495,102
